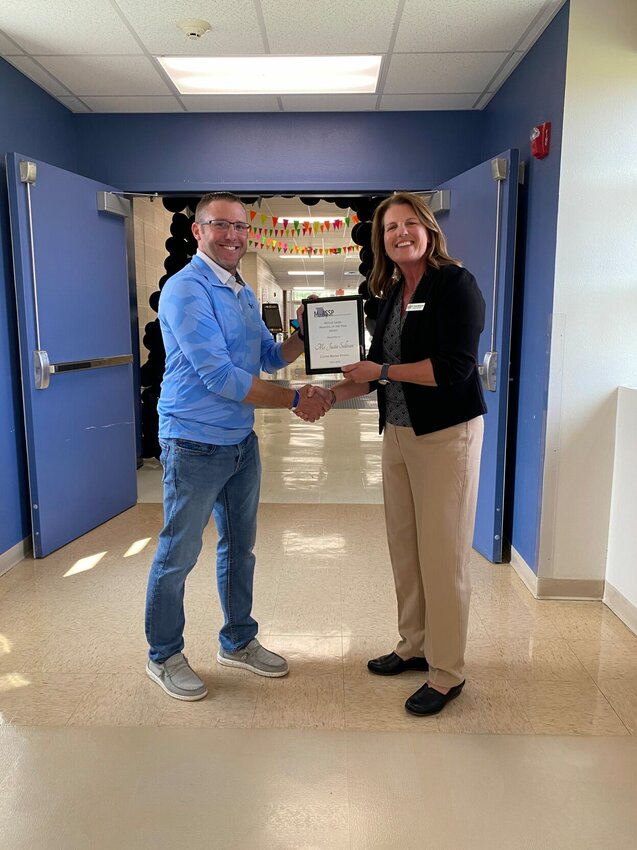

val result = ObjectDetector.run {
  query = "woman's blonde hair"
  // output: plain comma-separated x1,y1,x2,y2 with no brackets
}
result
368,192,461,297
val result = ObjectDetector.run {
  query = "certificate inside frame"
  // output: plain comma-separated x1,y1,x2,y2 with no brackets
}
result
302,295,365,375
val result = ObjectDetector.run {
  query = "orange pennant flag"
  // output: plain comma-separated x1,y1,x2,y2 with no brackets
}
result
250,210,256,221
272,216,278,228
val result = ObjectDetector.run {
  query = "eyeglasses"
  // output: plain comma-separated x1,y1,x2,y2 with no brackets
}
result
197,219,250,234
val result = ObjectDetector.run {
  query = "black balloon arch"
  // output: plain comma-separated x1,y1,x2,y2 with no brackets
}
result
139,194,385,459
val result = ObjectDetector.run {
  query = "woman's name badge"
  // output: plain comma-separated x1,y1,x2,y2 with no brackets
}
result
406,302,425,311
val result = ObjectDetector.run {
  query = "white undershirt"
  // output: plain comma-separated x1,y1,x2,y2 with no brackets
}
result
196,249,245,297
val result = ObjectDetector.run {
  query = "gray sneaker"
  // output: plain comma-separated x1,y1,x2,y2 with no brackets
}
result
217,639,289,678
146,652,208,701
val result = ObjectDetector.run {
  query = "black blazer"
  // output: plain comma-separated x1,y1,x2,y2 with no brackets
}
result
368,264,487,436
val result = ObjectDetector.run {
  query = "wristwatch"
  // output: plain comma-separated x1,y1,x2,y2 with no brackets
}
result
378,363,392,385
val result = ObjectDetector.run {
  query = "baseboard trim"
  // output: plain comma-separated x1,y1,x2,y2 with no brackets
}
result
510,547,539,596
604,582,637,636
536,577,604,600
0,536,32,578
510,548,604,600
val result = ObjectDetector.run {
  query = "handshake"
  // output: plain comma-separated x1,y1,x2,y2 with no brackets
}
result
292,384,335,423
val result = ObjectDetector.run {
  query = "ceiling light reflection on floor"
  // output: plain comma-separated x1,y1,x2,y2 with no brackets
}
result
64,551,107,578
286,533,346,553
124,537,152,558
0,673,30,692
0,635,11,655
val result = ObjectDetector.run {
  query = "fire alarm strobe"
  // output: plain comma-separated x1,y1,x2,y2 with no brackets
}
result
531,122,551,159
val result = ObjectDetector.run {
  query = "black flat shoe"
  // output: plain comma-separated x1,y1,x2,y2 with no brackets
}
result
367,652,429,676
405,681,465,716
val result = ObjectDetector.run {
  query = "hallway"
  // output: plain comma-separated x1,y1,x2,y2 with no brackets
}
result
1,403,637,847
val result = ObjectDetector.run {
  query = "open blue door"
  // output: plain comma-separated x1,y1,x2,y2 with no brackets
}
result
435,150,519,562
6,153,137,558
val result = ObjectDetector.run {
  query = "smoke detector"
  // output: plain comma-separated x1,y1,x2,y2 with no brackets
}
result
177,19,211,39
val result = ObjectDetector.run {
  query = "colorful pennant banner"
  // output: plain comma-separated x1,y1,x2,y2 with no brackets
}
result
247,241,359,256
245,214,358,235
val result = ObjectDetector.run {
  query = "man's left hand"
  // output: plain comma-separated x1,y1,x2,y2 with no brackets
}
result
296,294,319,338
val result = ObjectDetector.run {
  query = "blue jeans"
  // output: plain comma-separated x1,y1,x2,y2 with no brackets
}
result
145,432,261,662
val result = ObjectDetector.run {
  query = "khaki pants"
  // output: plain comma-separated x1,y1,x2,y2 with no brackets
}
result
382,417,484,688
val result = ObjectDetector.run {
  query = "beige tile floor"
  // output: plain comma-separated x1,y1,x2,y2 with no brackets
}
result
2,499,635,735
2,395,637,847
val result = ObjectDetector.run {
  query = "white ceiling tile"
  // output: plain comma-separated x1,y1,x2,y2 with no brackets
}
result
82,96,184,113
115,0,265,55
5,56,70,96
0,0,142,55
384,52,508,94
182,95,281,112
380,93,481,111
0,29,23,53
35,55,172,96
57,96,92,113
280,94,378,111
0,0,570,113
262,0,400,53
395,0,547,52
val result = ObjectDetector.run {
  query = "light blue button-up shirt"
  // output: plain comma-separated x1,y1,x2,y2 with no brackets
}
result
157,253,286,445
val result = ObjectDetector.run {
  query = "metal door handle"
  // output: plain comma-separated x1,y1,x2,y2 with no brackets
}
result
33,352,133,390
479,351,498,392
481,158,508,394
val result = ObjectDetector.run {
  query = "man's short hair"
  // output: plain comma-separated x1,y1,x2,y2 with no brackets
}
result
195,192,246,222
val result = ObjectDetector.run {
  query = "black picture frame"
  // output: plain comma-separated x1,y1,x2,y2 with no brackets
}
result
302,295,365,375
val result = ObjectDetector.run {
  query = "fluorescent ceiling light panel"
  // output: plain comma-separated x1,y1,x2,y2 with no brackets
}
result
288,270,324,276
277,215,351,223
292,286,325,291
158,56,381,95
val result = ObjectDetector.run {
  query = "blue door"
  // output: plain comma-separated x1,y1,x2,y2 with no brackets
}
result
435,150,519,562
6,153,137,558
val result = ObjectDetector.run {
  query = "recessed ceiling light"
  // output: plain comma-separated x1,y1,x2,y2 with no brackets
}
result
287,271,324,276
158,55,382,95
292,286,325,291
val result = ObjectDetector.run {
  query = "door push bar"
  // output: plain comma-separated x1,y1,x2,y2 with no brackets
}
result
478,158,507,393
20,161,132,390
33,352,133,390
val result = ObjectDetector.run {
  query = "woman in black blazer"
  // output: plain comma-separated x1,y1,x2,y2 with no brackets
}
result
325,192,486,716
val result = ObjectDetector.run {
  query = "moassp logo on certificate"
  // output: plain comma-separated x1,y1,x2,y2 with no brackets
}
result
313,306,335,317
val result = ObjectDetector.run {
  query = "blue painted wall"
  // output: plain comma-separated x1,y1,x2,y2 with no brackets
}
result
0,58,78,555
0,4,570,564
74,111,483,194
481,3,570,571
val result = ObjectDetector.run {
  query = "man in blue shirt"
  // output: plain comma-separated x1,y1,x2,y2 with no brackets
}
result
145,192,329,701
